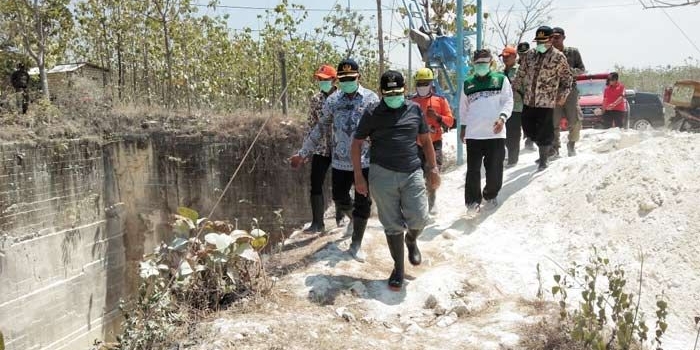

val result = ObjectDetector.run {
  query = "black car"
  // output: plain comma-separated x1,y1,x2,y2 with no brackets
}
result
626,92,665,130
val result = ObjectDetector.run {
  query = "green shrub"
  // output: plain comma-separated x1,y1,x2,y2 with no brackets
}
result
551,246,668,350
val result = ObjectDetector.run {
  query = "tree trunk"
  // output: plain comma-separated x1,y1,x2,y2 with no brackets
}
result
162,15,173,109
376,0,385,78
39,57,49,100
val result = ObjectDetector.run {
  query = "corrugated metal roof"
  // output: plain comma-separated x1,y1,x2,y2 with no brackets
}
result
28,62,108,75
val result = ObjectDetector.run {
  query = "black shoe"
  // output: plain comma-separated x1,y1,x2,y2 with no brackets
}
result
538,146,549,171
386,234,405,291
567,141,576,156
348,217,368,262
303,195,325,233
405,229,422,266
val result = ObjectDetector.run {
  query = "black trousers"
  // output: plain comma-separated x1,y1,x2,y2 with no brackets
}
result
465,139,505,205
309,154,332,196
15,87,29,114
522,106,554,147
603,110,625,129
332,168,372,219
506,112,522,165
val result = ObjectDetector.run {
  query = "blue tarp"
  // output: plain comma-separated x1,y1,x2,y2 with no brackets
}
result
428,36,471,71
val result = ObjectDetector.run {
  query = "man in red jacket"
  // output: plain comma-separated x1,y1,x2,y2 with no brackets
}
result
409,68,454,214
603,72,627,128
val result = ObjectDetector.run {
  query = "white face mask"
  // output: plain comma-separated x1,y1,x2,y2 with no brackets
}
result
416,86,431,96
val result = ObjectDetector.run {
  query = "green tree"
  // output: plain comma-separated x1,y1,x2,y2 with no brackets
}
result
1,0,73,99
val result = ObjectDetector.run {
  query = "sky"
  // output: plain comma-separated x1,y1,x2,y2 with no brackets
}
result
197,0,700,73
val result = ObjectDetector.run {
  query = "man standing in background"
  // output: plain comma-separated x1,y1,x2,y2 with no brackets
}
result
409,67,454,214
551,27,585,157
500,46,522,167
11,63,30,114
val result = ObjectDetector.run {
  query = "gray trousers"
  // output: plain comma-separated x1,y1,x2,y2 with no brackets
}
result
368,164,429,236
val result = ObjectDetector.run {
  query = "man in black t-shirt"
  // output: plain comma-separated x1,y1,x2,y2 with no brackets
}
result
11,63,30,114
351,70,440,292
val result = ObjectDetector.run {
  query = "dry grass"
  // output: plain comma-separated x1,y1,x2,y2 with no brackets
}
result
0,99,307,144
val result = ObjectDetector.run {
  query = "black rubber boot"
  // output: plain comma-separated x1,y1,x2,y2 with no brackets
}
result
348,217,367,262
538,145,549,171
567,141,576,156
335,208,346,227
303,195,325,233
386,234,405,291
405,229,422,266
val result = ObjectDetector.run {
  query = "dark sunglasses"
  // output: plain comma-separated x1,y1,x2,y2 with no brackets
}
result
338,76,358,82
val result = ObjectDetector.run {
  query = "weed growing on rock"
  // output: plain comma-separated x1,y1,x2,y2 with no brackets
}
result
115,207,272,350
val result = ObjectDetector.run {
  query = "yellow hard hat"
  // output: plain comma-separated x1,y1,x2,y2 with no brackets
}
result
415,67,434,81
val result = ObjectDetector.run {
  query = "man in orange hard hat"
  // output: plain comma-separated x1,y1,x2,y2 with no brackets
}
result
409,67,454,215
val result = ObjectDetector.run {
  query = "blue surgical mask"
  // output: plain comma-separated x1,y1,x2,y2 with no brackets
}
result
319,81,333,93
536,43,547,53
384,95,405,109
473,63,490,77
338,80,359,94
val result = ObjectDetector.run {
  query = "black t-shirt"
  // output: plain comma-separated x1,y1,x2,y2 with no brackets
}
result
354,100,429,173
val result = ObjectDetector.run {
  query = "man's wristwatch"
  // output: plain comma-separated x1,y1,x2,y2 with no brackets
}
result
499,113,508,122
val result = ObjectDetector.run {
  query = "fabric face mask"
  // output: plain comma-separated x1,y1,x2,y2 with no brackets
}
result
416,86,432,96
536,43,547,53
338,80,359,94
319,81,333,93
384,95,405,109
473,63,490,77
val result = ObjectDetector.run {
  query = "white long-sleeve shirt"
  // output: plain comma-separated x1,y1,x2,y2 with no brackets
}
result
459,72,514,140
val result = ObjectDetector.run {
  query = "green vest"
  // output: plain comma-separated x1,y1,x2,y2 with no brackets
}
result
463,71,506,96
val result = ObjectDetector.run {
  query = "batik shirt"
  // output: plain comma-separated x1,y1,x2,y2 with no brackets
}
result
513,47,572,109
306,90,334,157
299,85,380,171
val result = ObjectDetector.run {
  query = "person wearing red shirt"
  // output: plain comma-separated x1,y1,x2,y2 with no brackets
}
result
603,72,627,128
409,68,454,214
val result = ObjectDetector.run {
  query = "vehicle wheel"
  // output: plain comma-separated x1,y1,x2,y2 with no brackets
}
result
633,119,652,130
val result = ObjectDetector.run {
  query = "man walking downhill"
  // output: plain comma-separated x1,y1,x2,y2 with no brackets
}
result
408,68,454,214
290,64,343,233
513,26,573,171
517,42,536,152
290,59,379,262
11,63,30,114
500,46,523,167
459,49,514,214
551,27,585,157
352,70,440,291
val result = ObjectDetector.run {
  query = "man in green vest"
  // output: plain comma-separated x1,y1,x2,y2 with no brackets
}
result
459,49,514,215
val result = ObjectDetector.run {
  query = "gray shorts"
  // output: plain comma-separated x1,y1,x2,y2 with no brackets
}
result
368,164,429,236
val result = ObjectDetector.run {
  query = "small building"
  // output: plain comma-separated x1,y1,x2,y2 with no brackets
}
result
28,62,110,103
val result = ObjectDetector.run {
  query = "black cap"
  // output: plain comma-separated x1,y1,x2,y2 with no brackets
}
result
473,49,492,63
517,42,530,54
552,27,565,36
380,70,405,94
533,26,553,42
337,58,359,78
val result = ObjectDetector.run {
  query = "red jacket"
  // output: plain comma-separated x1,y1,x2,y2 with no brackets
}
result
603,83,627,112
410,94,455,145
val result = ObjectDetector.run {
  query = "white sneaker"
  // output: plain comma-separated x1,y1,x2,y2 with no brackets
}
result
483,198,499,210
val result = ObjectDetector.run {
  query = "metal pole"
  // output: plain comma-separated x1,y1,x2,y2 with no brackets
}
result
455,0,465,165
408,35,412,89
476,0,483,50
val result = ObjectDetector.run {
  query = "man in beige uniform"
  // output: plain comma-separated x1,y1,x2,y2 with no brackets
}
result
551,27,585,157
